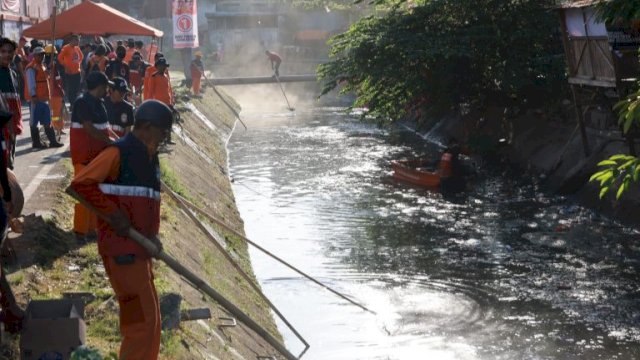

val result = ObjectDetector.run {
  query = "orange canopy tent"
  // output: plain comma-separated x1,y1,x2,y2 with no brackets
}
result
23,1,163,39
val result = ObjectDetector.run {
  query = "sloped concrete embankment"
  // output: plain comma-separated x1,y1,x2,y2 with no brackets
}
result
4,88,282,359
508,112,640,226
421,106,640,226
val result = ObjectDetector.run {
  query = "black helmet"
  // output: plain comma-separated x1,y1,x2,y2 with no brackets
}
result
134,100,174,130
95,44,106,56
116,45,126,59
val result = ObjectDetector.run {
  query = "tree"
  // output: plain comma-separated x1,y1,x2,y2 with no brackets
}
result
317,0,565,126
589,1,640,199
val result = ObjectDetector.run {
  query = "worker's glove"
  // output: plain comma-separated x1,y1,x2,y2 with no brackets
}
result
108,210,131,237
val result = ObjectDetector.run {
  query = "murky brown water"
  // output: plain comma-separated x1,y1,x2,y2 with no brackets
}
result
228,108,640,360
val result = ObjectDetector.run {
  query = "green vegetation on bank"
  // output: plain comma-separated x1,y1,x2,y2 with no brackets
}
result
589,2,640,199
318,0,565,126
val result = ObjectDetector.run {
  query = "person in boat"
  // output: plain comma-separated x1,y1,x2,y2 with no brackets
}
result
439,138,462,176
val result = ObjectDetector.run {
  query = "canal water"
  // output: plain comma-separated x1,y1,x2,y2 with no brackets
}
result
227,107,640,360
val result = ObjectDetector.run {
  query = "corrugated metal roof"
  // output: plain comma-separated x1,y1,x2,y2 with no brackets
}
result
557,0,605,9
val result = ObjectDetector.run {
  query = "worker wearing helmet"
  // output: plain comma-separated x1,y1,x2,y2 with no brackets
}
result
71,100,173,360
105,77,134,138
70,72,118,243
142,52,166,101
190,51,205,97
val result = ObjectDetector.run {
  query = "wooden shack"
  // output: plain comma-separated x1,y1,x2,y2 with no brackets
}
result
558,0,639,91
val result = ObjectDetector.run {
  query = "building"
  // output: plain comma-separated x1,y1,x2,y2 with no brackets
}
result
557,0,640,155
205,0,284,56
0,0,49,40
558,0,639,92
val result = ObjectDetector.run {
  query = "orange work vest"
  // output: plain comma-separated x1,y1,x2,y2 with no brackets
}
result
25,61,50,101
88,55,108,73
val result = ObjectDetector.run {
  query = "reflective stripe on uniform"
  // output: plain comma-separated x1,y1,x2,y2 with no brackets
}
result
111,124,125,133
71,122,110,130
99,184,161,201
2,93,20,100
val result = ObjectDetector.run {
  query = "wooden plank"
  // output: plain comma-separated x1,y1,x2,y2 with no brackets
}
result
568,77,616,87
594,39,614,70
571,39,589,77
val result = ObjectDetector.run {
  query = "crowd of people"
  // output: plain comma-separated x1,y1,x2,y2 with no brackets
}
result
0,33,189,359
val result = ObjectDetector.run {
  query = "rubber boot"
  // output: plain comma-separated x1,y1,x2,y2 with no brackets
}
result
30,126,46,149
44,126,64,148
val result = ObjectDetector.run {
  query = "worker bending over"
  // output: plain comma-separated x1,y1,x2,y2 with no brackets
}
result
71,100,173,360
265,50,282,77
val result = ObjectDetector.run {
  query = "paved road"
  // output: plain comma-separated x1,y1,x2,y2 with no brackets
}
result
12,105,70,216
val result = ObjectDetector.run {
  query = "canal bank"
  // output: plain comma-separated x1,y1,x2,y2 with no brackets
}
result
3,88,282,359
409,106,640,227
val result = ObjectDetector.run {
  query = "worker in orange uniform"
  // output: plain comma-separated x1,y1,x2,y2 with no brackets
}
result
147,58,172,106
128,52,148,105
70,72,118,243
58,34,84,104
190,51,204,97
142,52,164,101
146,58,175,145
71,100,173,360
105,77,134,138
86,44,108,74
25,47,64,149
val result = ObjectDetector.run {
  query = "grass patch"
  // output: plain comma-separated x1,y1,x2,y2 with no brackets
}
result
159,158,193,202
160,329,183,357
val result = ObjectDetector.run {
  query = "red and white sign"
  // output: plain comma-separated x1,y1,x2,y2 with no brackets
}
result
172,0,199,49
1,0,20,13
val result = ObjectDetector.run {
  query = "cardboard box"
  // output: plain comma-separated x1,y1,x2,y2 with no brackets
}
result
20,300,86,360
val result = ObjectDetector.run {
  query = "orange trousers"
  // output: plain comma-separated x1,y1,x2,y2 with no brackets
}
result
50,96,65,131
192,76,201,95
73,163,97,235
103,255,161,360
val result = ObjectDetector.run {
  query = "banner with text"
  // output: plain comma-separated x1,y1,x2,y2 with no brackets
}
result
172,0,199,49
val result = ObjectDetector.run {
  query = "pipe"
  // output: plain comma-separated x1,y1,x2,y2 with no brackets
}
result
202,72,248,130
170,191,377,315
161,182,311,358
210,75,317,86
275,75,295,112
65,187,299,360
